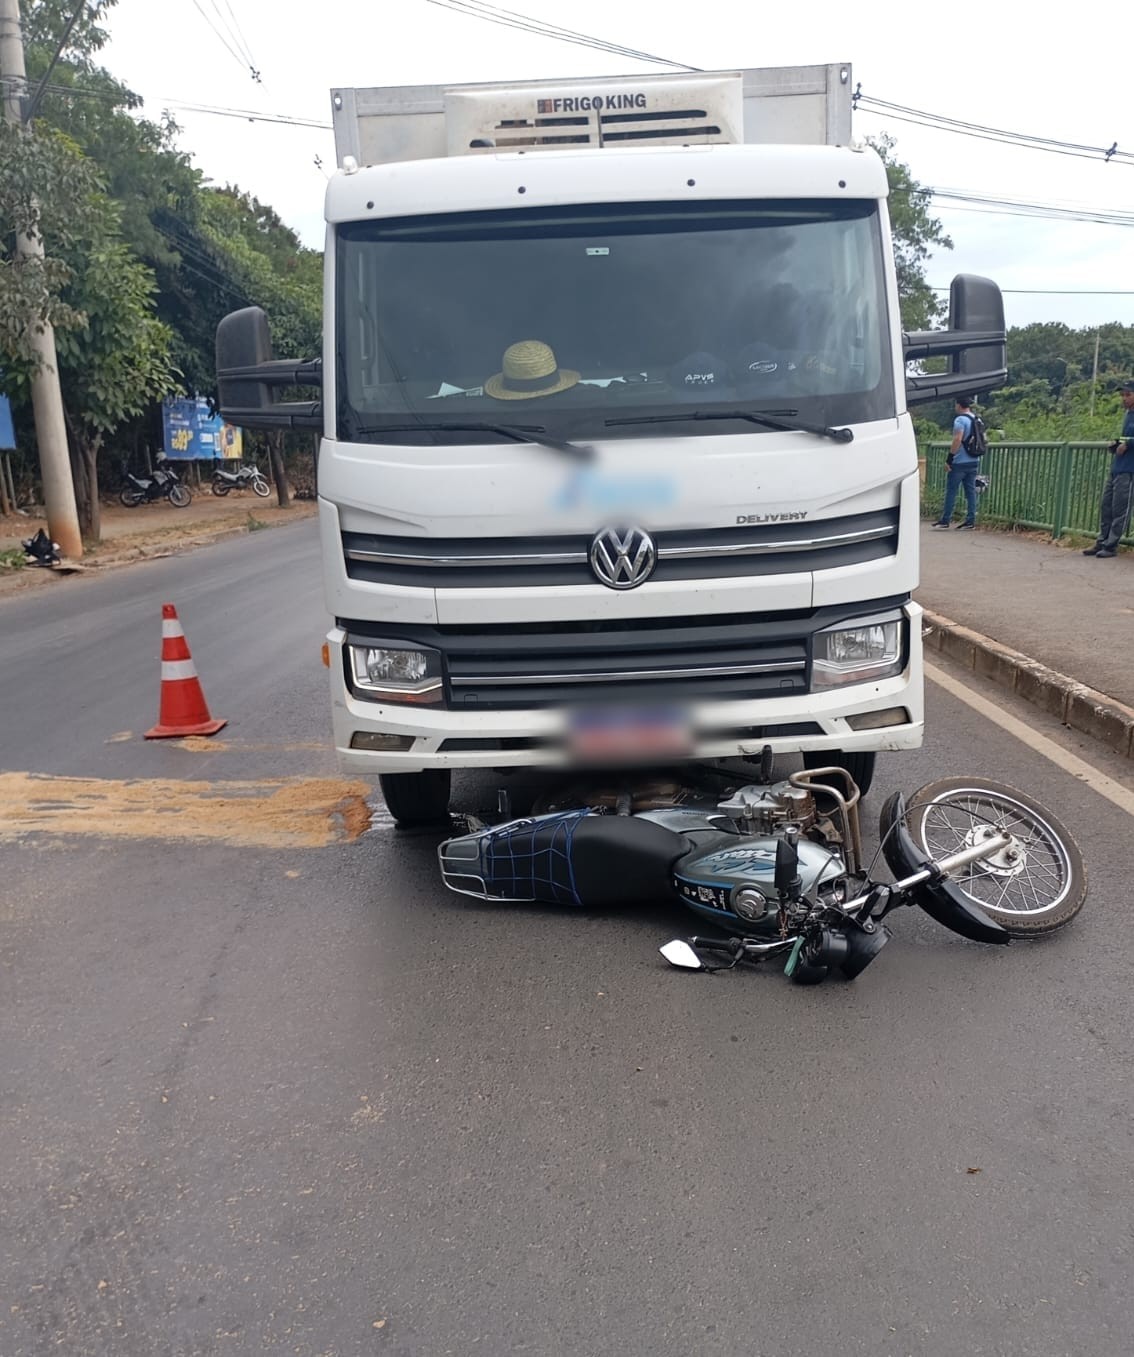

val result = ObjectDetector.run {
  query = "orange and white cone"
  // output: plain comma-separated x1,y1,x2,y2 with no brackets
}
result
144,603,227,739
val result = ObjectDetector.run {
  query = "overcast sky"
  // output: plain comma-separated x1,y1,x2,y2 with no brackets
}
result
99,0,1134,332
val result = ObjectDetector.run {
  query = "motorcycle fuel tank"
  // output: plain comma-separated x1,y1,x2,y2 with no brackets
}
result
641,807,847,930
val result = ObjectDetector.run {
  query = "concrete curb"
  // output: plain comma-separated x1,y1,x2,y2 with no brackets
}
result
922,610,1134,759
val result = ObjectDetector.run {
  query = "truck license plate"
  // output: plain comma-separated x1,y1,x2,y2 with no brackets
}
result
567,704,692,763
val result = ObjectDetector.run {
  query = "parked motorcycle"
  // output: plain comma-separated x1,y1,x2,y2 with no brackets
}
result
210,463,270,498
119,459,191,509
439,759,1086,985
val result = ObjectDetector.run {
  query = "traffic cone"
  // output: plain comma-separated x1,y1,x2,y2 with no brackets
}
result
145,603,227,739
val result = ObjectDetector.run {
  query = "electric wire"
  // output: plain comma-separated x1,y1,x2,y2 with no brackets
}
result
421,0,698,70
855,90,1131,166
211,0,259,78
187,0,258,82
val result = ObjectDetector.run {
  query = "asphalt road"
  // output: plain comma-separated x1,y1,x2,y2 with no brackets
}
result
3,520,1133,1357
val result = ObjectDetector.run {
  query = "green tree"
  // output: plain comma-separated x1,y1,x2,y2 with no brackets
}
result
0,121,96,373
1,119,177,539
998,321,1134,400
15,0,322,522
867,133,953,330
53,196,178,539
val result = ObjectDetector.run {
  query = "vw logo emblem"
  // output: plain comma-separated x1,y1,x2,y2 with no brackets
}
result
589,526,656,590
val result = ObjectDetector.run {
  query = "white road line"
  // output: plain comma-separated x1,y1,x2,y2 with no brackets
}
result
926,662,1134,818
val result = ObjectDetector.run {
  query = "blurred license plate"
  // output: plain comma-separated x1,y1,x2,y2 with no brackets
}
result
567,705,692,762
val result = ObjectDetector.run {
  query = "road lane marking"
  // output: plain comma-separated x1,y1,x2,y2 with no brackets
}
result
0,773,374,847
927,662,1134,818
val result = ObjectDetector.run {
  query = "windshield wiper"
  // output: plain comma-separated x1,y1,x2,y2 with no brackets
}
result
351,421,593,461
605,408,854,444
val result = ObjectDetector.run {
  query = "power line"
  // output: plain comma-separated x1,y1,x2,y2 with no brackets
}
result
162,98,329,129
856,89,1132,167
0,76,332,128
931,287,1134,296
859,90,1133,162
187,0,259,82
931,200,1134,229
208,0,259,80
23,0,86,123
885,180,1134,229
421,0,698,70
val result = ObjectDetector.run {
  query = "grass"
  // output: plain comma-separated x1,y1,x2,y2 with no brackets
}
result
0,547,26,571
246,513,267,532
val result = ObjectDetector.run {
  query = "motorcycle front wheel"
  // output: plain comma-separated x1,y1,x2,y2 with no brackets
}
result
119,487,144,508
902,778,1087,935
211,478,231,496
169,484,192,508
251,476,271,498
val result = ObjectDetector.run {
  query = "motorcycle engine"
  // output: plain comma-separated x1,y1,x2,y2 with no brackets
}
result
641,780,848,931
716,779,818,837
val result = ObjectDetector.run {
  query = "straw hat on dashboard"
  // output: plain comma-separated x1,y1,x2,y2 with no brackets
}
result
485,340,580,401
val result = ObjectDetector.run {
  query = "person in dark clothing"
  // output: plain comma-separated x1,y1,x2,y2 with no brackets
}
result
1084,380,1134,558
933,396,981,530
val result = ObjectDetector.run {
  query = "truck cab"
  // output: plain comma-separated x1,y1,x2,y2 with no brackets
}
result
216,65,1006,824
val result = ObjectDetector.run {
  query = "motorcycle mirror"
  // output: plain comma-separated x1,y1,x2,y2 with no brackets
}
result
659,940,705,970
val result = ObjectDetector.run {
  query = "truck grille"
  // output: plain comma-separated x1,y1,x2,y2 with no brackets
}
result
343,599,905,711
343,509,898,589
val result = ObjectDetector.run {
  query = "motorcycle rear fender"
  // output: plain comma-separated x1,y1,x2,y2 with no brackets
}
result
879,792,1009,946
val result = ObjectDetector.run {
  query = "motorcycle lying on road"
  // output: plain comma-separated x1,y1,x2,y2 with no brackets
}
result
439,761,1087,985
119,459,191,509
210,463,270,498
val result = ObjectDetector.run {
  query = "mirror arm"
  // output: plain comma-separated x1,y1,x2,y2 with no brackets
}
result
216,358,322,387
902,330,1006,362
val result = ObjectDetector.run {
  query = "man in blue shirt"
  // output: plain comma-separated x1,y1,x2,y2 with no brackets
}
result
1084,380,1134,558
932,396,981,530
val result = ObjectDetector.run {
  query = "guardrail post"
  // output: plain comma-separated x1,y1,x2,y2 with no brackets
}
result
1052,442,1073,540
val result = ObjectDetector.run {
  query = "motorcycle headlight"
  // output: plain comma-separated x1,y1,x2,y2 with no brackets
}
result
348,643,443,705
812,616,904,689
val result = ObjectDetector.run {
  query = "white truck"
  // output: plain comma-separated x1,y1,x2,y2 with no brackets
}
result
216,63,1006,825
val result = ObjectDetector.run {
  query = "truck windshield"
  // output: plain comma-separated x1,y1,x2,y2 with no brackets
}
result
336,200,893,444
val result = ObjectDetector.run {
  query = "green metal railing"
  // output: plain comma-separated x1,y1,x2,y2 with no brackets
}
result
920,441,1132,544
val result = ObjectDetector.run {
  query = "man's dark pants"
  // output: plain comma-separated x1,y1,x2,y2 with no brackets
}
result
1097,471,1134,551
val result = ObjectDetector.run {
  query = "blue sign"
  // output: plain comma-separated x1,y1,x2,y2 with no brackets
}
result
0,395,14,451
162,397,242,460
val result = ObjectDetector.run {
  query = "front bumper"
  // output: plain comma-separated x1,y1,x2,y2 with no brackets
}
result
330,603,925,773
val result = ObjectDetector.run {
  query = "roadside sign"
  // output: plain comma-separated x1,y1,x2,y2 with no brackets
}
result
162,397,242,461
0,395,15,451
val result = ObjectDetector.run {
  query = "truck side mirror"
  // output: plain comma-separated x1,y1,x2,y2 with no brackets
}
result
216,308,274,421
949,274,1006,385
215,306,323,430
903,274,1007,407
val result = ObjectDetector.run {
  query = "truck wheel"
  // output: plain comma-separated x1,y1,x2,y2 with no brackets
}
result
802,750,877,797
378,770,452,827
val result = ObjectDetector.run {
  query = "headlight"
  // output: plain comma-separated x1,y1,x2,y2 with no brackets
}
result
348,644,443,704
812,617,904,689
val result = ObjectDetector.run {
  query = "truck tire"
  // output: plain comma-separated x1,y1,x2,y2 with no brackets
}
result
378,769,452,827
802,750,876,797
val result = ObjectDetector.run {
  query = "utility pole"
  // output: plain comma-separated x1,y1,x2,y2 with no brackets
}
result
0,0,82,558
1089,331,1101,419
